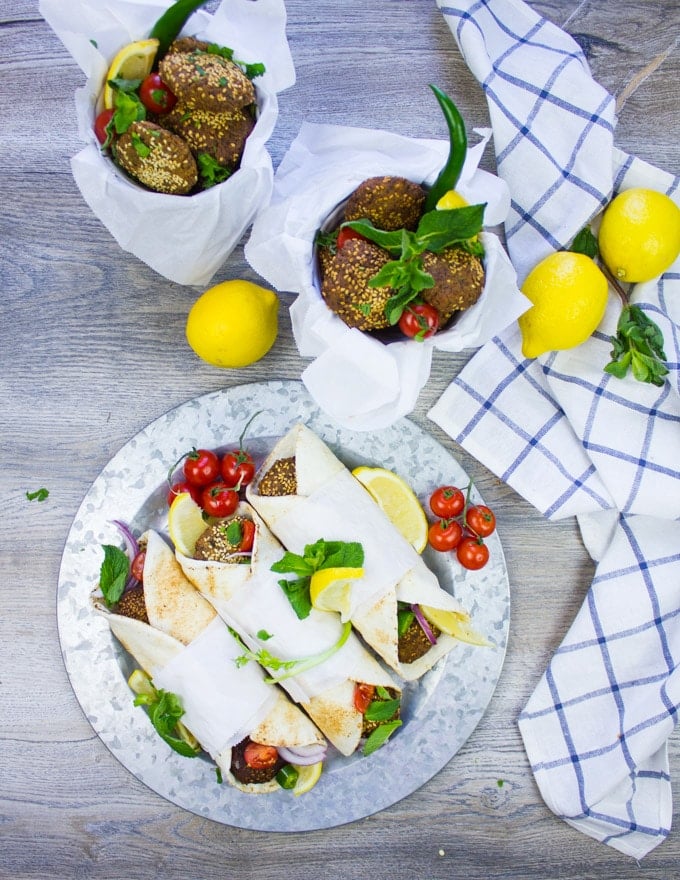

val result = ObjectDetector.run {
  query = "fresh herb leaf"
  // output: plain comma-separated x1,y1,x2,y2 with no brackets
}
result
197,152,231,188
271,551,316,578
110,86,146,135
570,226,599,258
131,131,151,158
215,766,223,784
257,629,273,641
362,720,402,756
604,304,668,387
26,488,49,502
99,544,129,606
315,229,338,252
203,43,265,79
278,577,313,619
414,203,485,252
223,519,243,545
364,698,401,723
134,689,200,758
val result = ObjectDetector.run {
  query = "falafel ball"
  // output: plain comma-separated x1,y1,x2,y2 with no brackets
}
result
163,102,255,169
113,121,198,195
159,38,256,113
321,238,394,331
420,246,485,322
344,176,427,231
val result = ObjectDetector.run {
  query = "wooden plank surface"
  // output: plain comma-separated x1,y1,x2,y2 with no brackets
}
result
1,1,678,877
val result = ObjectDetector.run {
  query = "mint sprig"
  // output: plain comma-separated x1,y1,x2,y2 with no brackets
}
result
604,305,669,386
99,544,130,605
133,688,200,758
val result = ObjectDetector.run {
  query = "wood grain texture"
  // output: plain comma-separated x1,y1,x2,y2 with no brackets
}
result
1,0,678,878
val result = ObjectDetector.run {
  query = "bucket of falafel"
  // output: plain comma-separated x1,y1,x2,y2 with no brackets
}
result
39,0,295,286
245,85,530,431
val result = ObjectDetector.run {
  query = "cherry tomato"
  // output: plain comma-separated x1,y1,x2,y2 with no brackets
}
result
456,536,490,571
138,72,177,114
201,481,239,518
220,449,256,488
238,519,256,553
466,504,496,538
130,550,146,582
428,519,463,552
167,480,202,507
94,109,115,146
337,226,367,248
398,303,440,340
243,741,279,769
183,448,220,487
429,486,465,518
354,683,375,715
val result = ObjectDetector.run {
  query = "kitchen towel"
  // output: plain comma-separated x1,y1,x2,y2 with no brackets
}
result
430,0,680,859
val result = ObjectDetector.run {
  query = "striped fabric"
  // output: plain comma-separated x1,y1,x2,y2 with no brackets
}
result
431,0,680,859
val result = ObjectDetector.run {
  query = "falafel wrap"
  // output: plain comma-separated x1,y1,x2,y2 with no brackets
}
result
174,502,402,757
94,529,327,793
245,423,486,681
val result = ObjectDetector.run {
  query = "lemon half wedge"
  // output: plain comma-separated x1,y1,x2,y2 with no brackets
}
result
103,38,160,109
309,567,364,620
292,761,323,796
352,466,428,553
436,189,469,210
168,492,207,557
420,605,491,647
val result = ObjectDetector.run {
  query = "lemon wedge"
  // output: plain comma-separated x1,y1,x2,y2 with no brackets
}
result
168,492,207,557
309,567,364,620
420,605,491,647
436,189,469,210
352,466,428,553
127,668,155,697
103,38,160,109
292,761,323,796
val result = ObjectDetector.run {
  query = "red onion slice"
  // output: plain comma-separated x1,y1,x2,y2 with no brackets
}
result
411,603,437,646
111,519,140,592
277,744,328,766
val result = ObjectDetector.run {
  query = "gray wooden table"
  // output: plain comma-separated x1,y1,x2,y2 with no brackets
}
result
2,1,678,878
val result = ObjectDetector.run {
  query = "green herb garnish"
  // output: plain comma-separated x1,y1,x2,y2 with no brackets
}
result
604,304,669,386
99,544,130,605
363,720,402,756
133,688,200,758
26,488,49,502
197,152,232,188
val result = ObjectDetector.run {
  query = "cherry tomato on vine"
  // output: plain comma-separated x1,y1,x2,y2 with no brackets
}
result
337,226,368,249
466,504,496,538
456,536,490,571
398,303,440,341
220,449,256,488
429,486,465,518
130,550,146,582
167,479,202,507
94,108,115,146
243,742,279,769
428,519,464,552
138,72,177,114
353,683,375,715
183,448,220,487
201,481,239,518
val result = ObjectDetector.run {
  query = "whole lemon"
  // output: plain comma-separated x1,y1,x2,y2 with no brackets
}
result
518,252,608,359
598,188,680,283
186,280,278,368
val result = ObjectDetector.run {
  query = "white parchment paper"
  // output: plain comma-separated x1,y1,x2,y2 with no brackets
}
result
39,0,295,286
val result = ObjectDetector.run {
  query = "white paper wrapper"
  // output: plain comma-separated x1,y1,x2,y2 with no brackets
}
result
244,121,530,430
39,0,295,285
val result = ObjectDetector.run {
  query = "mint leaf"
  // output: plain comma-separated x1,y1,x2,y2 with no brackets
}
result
99,544,129,606
570,226,599,258
364,698,400,722
341,220,405,253
604,304,668,387
26,488,49,502
135,689,200,758
271,551,316,577
278,577,313,619
362,720,402,756
414,203,485,252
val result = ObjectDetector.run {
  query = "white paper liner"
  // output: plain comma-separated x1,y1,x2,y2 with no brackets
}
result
153,616,278,757
39,0,295,285
244,121,530,430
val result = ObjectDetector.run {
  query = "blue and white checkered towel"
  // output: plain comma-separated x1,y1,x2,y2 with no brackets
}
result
431,0,680,859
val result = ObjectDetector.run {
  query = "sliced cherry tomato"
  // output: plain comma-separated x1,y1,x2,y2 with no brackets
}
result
398,303,440,341
167,479,202,507
183,448,220,487
337,226,368,248
238,519,256,553
243,741,279,769
429,486,465,518
220,449,256,488
354,683,375,715
456,536,490,571
201,481,239,518
130,550,146,582
466,504,496,538
94,108,115,146
138,72,177,114
428,519,463,552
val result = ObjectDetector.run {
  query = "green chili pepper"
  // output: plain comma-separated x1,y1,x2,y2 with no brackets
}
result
424,84,468,213
149,0,211,62
276,765,300,790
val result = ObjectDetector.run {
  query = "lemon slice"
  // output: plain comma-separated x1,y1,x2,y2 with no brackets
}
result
102,38,160,109
127,668,155,697
168,492,207,557
352,466,428,553
309,567,364,620
436,189,469,210
420,605,491,647
292,761,323,796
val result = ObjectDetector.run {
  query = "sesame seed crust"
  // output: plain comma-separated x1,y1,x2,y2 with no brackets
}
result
421,247,485,321
320,238,393,331
344,176,427,231
114,121,198,195
163,103,255,168
159,41,256,113
257,457,297,496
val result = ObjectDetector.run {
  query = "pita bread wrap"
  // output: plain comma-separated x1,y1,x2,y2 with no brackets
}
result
94,529,326,793
245,423,480,680
175,502,400,757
